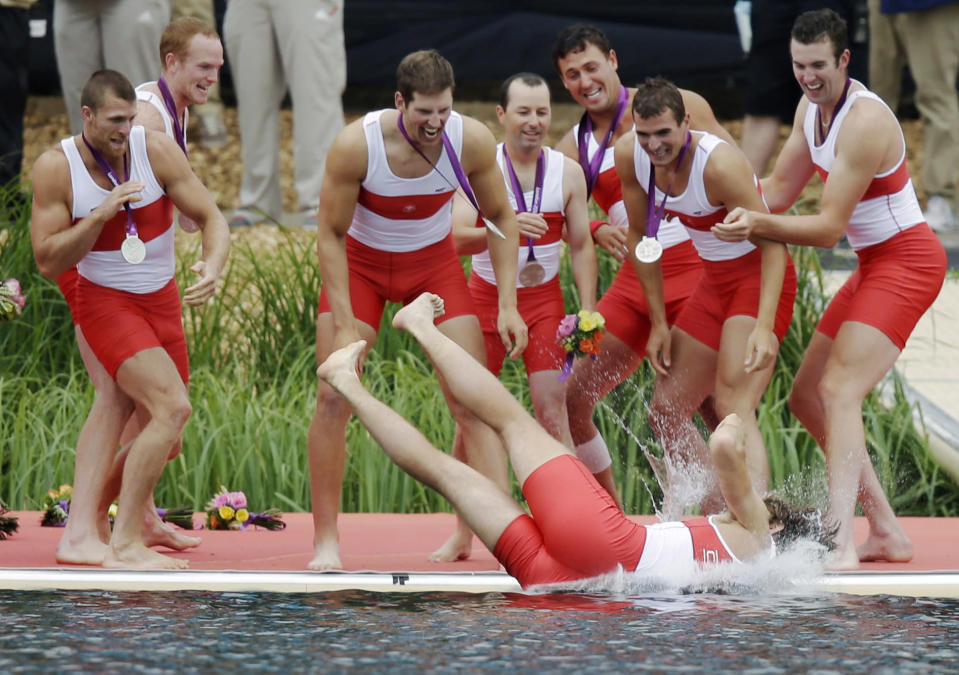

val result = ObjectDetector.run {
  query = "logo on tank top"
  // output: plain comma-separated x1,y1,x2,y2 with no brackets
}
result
702,549,720,564
402,204,416,214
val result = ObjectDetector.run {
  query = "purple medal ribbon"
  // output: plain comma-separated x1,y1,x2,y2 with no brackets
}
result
577,85,628,197
502,148,545,258
817,77,852,143
157,76,188,155
646,131,692,239
81,133,137,239
396,112,480,210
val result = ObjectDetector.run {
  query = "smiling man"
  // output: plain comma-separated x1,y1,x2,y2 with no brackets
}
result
550,24,734,505
714,9,947,569
308,49,527,570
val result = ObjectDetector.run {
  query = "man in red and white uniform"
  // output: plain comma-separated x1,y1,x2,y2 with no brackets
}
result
550,25,737,504
30,70,230,569
453,73,597,445
618,77,796,515
310,50,527,570
716,9,947,569
316,293,836,589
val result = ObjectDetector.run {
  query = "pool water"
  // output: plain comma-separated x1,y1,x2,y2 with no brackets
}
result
2,588,957,672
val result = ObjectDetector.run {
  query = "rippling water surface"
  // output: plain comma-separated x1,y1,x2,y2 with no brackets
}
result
2,587,958,672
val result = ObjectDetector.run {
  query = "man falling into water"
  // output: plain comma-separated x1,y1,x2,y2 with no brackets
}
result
309,49,527,569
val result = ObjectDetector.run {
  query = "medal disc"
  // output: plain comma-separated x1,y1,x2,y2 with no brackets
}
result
518,261,546,287
178,213,200,233
121,235,147,265
634,236,663,264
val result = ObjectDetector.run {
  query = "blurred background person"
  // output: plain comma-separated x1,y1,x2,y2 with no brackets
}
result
171,0,227,148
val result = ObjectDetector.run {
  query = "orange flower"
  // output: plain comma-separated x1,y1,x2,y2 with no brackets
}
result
580,337,597,354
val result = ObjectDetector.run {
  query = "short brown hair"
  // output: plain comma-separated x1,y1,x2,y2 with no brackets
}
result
632,76,685,125
791,9,848,64
80,69,136,112
396,50,455,103
499,72,549,109
764,496,838,553
159,17,220,68
551,24,611,72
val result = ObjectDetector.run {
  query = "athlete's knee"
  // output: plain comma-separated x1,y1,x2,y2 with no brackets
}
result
167,438,182,461
315,383,354,423
787,378,818,423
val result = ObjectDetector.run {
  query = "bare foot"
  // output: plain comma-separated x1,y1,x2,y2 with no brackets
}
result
56,536,108,566
825,546,860,571
143,516,202,551
308,538,344,571
392,292,445,332
103,542,189,569
429,528,474,563
316,339,367,392
857,531,914,563
711,413,745,450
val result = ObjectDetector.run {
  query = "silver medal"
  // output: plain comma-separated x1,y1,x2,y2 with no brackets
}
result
121,234,147,265
518,261,546,287
634,236,663,264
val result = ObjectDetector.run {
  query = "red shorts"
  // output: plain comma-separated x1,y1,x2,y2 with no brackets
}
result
317,234,475,330
675,248,797,350
598,240,702,352
468,274,565,376
493,454,647,588
76,276,189,383
57,267,80,324
818,224,946,349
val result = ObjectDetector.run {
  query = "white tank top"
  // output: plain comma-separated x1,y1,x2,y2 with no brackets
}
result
64,126,175,293
471,145,566,286
634,131,756,262
347,109,464,252
135,82,187,147
634,516,745,582
802,84,923,250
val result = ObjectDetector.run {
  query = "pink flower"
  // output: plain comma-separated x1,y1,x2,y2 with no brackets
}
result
555,314,578,340
0,278,25,319
227,491,247,508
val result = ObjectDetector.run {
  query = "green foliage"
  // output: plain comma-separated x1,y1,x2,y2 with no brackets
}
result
1,197,957,518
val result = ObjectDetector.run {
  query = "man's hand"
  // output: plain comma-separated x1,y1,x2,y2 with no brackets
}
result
743,327,777,374
182,260,220,306
498,307,528,360
593,222,628,262
516,212,548,241
646,323,671,376
95,181,145,222
711,206,753,242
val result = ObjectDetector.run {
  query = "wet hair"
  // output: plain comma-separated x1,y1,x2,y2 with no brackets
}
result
764,496,839,552
791,9,848,63
632,76,685,125
396,50,455,104
551,23,611,72
80,69,136,112
499,72,549,109
159,17,220,68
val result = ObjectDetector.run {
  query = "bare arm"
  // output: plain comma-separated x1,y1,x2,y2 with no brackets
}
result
614,131,670,374
462,117,527,358
451,190,488,256
705,144,787,373
562,155,598,312
315,121,367,343
681,89,737,146
759,100,816,214
29,147,144,279
147,131,230,306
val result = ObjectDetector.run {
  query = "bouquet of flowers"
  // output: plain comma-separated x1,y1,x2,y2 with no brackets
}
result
41,484,72,527
0,502,19,540
156,507,198,530
0,278,25,321
555,310,606,380
205,486,285,531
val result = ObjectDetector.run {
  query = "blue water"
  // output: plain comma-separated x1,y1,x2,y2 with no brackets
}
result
2,588,957,672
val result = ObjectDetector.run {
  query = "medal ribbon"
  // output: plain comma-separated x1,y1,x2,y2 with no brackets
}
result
157,76,188,155
646,131,691,239
81,134,138,238
577,85,628,197
502,148,544,259
397,112,481,212
817,77,852,143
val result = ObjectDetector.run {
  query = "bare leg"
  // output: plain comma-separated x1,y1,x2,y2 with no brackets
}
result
427,313,510,563
392,293,572,485
317,338,523,551
103,348,191,570
307,312,378,570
